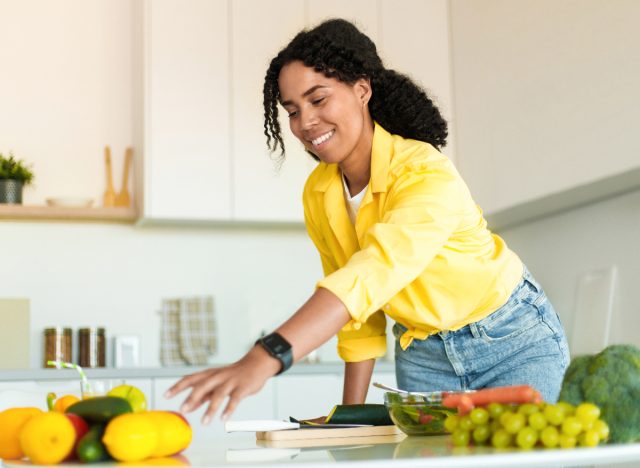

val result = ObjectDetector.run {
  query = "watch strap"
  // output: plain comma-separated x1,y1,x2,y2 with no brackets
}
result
256,332,293,375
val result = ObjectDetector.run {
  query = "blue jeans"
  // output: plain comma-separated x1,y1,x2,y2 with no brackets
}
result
394,267,570,403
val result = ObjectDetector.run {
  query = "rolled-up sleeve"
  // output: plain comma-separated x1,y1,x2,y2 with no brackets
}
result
318,162,465,328
337,310,387,362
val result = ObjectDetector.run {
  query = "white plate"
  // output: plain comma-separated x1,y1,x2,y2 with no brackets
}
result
46,197,94,208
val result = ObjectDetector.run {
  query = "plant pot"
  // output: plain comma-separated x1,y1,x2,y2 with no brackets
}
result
0,179,24,204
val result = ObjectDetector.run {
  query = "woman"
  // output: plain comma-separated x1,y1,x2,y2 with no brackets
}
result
167,19,569,424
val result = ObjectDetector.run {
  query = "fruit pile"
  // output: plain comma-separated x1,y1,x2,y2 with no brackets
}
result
0,385,192,464
444,401,610,450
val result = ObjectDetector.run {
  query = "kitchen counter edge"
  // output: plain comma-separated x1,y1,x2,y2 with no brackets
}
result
0,361,395,381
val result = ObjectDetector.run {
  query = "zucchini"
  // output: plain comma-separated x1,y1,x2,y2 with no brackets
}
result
66,396,132,423
325,404,393,426
77,425,112,463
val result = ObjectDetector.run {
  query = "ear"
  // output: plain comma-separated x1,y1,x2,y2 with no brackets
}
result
354,78,372,106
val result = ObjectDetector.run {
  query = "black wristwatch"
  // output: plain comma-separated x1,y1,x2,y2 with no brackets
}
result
256,332,293,375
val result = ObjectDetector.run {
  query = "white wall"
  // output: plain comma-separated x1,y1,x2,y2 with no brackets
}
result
0,221,332,368
450,0,640,214
498,188,640,352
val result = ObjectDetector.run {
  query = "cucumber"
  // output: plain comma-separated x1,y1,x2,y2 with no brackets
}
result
66,396,132,423
325,404,393,426
77,425,112,463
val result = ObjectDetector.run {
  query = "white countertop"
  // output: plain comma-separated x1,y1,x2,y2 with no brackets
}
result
0,362,395,382
4,434,640,468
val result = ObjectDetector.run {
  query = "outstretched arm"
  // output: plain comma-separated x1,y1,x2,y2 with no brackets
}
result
165,287,351,423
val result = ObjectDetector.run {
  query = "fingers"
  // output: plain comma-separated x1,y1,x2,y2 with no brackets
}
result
181,372,225,413
221,388,248,422
202,381,236,425
164,368,215,398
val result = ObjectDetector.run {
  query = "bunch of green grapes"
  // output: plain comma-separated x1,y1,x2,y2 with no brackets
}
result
444,401,610,450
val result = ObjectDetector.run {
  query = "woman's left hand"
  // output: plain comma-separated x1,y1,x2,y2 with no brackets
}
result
165,345,281,424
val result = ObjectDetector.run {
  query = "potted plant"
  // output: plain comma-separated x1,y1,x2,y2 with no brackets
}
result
0,152,35,204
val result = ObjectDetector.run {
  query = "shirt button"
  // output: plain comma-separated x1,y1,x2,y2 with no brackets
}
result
384,304,391,311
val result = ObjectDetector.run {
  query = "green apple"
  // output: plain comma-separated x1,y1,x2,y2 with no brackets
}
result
107,384,147,412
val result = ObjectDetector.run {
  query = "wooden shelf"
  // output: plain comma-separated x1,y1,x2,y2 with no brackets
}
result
0,205,138,223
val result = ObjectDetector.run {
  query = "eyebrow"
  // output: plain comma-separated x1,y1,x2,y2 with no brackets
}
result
280,85,329,107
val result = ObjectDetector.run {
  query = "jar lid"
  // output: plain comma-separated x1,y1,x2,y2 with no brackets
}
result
78,327,106,335
44,327,72,335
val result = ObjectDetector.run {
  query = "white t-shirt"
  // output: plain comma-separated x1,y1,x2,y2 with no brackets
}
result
342,172,368,225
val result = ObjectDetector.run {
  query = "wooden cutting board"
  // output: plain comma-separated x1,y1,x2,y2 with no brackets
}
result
257,424,402,441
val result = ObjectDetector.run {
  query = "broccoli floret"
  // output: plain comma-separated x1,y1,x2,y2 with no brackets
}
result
559,354,591,404
559,344,640,443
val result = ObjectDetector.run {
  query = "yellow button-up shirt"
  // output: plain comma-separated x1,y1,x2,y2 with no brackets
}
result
303,123,523,362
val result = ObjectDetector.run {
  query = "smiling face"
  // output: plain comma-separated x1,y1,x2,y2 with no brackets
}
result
278,60,373,168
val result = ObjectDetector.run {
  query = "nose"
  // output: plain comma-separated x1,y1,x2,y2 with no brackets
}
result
299,106,318,131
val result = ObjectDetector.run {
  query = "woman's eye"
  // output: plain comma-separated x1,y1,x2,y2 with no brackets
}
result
287,110,298,118
312,97,325,105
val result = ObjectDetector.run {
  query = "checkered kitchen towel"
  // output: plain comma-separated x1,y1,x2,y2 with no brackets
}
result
160,296,217,366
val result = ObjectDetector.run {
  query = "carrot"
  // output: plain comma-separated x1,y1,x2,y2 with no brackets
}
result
442,385,541,413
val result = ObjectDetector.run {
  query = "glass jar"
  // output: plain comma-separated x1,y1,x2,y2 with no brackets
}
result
78,327,106,368
43,327,72,368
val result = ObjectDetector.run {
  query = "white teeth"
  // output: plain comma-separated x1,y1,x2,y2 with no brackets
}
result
311,130,334,147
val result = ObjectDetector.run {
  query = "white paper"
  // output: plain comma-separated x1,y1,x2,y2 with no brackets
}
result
224,419,300,432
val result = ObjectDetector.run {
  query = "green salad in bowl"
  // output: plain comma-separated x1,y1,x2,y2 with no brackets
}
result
384,392,456,436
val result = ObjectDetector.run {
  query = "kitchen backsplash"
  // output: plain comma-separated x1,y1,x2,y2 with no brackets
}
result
0,221,327,368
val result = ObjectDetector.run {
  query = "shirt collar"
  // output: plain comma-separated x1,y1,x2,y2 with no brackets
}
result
312,122,392,194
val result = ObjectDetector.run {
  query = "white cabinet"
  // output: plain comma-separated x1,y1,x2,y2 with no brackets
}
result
143,0,231,220
230,0,317,222
379,0,456,160
367,371,397,405
307,0,379,42
274,374,343,421
0,378,153,412
273,371,395,421
153,377,275,440
141,0,454,223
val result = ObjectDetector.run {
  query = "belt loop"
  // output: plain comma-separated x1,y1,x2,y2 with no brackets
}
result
469,322,481,338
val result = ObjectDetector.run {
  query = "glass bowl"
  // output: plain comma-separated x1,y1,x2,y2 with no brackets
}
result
384,391,456,436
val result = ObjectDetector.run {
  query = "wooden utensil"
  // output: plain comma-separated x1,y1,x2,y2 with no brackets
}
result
103,146,116,207
115,147,133,207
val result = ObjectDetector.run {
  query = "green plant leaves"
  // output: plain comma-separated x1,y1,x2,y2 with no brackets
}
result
0,152,34,184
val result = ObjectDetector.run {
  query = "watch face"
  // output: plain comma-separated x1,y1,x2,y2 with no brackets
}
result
263,333,291,354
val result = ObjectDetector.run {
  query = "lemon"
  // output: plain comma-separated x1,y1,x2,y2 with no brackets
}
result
102,413,159,462
107,384,147,412
147,411,193,457
19,412,75,464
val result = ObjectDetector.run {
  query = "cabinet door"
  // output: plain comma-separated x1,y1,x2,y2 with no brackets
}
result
153,377,275,439
144,0,231,220
274,374,343,420
379,0,456,160
231,0,316,222
307,0,379,43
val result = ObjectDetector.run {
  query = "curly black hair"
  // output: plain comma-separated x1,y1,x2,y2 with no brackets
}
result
263,18,448,161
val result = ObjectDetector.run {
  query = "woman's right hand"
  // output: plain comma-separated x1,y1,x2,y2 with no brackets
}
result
164,345,281,424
